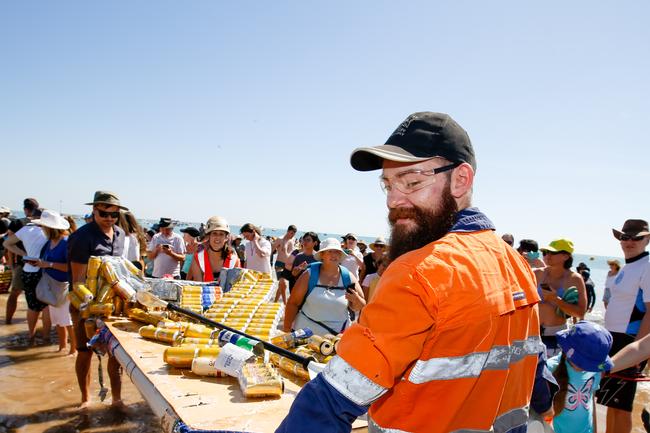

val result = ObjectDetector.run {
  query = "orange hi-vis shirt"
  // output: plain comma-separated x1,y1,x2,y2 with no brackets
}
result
322,227,541,433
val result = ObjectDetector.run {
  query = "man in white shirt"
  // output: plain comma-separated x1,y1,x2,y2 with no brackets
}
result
147,218,185,278
240,223,272,275
596,219,650,433
340,233,364,278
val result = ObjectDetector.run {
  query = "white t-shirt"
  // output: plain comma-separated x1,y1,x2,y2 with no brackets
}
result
341,248,363,278
149,232,185,278
244,237,272,275
122,233,140,262
16,225,47,273
604,254,650,335
362,272,378,288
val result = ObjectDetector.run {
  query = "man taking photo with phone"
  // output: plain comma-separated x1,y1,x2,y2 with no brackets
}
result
147,217,185,279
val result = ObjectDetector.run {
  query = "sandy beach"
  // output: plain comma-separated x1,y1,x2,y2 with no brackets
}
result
0,293,159,433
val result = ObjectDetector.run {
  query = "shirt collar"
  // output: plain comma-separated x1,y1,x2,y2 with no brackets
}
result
90,221,121,239
450,207,496,233
625,251,649,264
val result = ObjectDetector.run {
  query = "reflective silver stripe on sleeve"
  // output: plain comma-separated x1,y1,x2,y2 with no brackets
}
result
321,356,388,406
368,416,412,433
409,336,543,384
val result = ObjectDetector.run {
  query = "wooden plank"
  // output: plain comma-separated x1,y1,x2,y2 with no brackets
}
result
107,318,367,432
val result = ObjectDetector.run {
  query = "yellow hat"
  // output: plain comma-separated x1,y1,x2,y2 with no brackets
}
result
541,238,574,254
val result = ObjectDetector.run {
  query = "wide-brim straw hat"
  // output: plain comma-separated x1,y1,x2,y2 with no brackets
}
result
370,236,389,250
315,237,348,261
31,209,70,230
205,215,230,235
85,191,129,210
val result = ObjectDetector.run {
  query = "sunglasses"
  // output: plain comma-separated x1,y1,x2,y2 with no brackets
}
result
542,250,564,256
619,234,646,242
96,209,120,219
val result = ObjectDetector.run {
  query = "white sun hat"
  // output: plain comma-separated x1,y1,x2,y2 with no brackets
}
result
31,209,70,230
314,237,348,261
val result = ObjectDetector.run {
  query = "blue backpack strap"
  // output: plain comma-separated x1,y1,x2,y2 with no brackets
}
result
306,262,322,299
339,265,351,288
298,262,322,312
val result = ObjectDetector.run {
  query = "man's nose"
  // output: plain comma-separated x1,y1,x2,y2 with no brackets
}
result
386,188,409,210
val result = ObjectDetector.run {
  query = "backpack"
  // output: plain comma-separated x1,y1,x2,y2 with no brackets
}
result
297,262,353,334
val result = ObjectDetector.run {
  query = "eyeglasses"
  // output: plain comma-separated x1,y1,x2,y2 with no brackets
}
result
380,162,459,194
542,250,563,256
620,234,646,241
96,209,120,219
374,245,385,249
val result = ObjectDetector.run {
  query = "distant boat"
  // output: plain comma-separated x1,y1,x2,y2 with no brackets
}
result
590,257,595,260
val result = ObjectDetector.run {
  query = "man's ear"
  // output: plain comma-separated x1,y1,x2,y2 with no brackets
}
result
450,163,474,199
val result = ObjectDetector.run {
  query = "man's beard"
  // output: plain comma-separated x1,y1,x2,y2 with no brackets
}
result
388,184,458,262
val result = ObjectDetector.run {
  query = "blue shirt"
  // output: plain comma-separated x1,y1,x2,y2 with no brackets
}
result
547,355,601,433
42,237,69,282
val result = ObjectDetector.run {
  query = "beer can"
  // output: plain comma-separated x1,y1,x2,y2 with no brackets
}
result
87,257,102,278
308,335,334,356
163,347,220,368
113,279,136,301
177,337,215,346
68,291,85,311
97,284,113,304
85,278,98,297
89,303,114,317
269,353,310,381
191,356,228,377
184,323,217,339
139,325,180,344
73,283,94,303
123,259,141,277
181,286,203,294
100,261,119,285
248,318,277,326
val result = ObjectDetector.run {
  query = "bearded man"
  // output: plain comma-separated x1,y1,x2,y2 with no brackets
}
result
277,112,542,433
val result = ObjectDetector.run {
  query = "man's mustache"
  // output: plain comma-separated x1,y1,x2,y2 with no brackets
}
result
388,208,419,224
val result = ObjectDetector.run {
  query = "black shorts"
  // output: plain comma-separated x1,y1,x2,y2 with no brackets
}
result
596,332,645,412
21,270,48,312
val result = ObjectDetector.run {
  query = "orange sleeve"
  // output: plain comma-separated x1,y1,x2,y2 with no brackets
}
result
337,258,442,389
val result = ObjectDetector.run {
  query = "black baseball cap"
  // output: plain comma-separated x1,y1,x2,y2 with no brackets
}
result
350,112,476,172
180,226,201,238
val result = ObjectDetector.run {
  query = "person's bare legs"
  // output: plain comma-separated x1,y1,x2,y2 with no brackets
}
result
75,350,93,408
274,278,287,303
67,325,77,355
56,326,67,352
41,308,52,343
5,290,20,324
108,355,126,411
606,407,632,433
26,309,39,344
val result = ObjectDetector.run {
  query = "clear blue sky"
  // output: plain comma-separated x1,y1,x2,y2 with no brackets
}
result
1,1,648,257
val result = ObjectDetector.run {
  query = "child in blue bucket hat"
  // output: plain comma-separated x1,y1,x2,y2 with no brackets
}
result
546,320,613,433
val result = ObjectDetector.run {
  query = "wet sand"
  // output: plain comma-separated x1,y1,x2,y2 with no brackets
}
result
0,293,159,433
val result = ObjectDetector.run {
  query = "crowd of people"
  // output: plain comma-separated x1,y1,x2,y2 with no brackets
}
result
0,112,649,433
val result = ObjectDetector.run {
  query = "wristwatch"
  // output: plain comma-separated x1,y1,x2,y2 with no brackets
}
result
49,262,54,268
